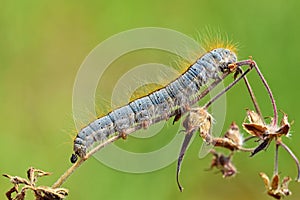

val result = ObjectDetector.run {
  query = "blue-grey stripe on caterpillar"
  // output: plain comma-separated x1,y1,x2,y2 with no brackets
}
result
71,48,237,163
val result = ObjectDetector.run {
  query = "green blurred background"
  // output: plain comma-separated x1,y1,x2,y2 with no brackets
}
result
1,0,300,199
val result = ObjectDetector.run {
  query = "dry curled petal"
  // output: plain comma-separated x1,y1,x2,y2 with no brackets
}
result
34,186,69,200
276,112,290,137
243,123,268,138
243,109,267,139
250,138,271,157
246,109,265,125
27,167,51,186
224,121,243,147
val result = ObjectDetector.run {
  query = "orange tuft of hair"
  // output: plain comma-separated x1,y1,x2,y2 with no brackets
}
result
196,27,238,55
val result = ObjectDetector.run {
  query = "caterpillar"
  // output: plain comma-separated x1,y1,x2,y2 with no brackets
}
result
71,47,237,163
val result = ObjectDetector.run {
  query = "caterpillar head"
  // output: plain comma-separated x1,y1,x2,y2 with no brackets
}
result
211,48,237,72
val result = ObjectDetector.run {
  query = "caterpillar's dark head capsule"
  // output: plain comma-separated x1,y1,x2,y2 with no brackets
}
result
70,153,78,163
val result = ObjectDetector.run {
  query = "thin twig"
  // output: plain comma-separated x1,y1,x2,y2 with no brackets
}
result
251,61,278,126
238,147,256,152
204,67,252,109
193,72,229,103
243,136,257,143
278,140,300,182
212,137,255,152
243,76,264,123
274,142,279,175
52,135,121,188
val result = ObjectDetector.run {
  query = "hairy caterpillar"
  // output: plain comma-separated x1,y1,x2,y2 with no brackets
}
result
71,47,237,163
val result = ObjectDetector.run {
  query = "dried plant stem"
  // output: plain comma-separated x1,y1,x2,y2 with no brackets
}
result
51,161,82,189
204,67,252,109
278,140,300,182
274,142,279,175
243,136,257,143
194,72,229,103
238,146,256,152
211,137,255,152
242,76,264,123
52,135,121,189
251,61,278,126
217,59,277,126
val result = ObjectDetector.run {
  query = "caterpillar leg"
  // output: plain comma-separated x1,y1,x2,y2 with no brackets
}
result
120,131,127,140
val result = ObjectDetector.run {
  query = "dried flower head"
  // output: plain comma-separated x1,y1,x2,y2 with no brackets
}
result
208,149,237,178
3,167,68,200
243,110,291,157
242,110,300,182
209,122,253,153
182,107,213,143
259,172,292,199
224,121,243,147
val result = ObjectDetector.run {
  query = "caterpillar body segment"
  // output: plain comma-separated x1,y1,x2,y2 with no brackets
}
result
129,96,155,129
